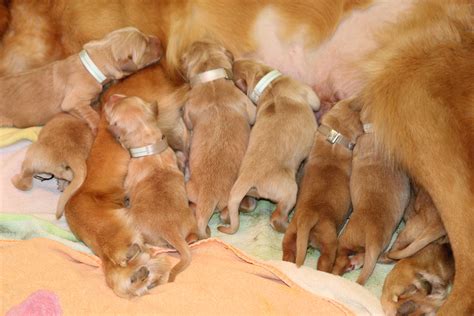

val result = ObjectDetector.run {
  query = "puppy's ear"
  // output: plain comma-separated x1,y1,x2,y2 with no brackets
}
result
150,100,159,118
235,78,248,94
105,94,126,110
348,98,363,112
223,47,234,63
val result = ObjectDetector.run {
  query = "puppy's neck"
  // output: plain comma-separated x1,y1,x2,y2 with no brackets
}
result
82,46,122,81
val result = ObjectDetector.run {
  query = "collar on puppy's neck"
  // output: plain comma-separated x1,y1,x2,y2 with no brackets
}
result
129,137,168,158
79,50,107,84
189,68,232,87
317,125,355,151
363,123,373,134
250,69,282,104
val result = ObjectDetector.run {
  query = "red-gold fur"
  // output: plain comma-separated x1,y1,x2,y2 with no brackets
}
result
181,42,255,238
105,95,198,282
381,242,454,316
11,113,94,219
282,98,361,272
222,59,319,234
360,1,474,313
331,110,410,284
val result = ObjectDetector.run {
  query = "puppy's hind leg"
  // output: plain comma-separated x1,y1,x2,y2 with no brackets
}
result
312,219,338,273
282,219,298,263
270,179,298,233
11,145,43,191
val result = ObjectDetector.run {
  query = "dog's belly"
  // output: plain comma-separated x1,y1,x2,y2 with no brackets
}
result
247,0,415,102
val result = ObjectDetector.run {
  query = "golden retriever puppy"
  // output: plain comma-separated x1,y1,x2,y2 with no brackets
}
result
65,108,170,298
331,112,410,284
0,26,162,132
360,1,474,312
105,95,199,282
282,98,361,272
381,242,454,316
388,186,446,260
11,113,94,219
180,42,256,238
220,59,319,234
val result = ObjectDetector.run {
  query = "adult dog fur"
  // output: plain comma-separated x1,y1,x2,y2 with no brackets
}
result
3,0,473,312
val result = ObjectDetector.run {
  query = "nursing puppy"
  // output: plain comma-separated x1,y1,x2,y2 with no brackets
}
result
65,107,170,298
11,113,94,219
331,112,410,284
388,186,446,260
0,26,162,132
221,59,319,234
282,98,361,272
381,242,454,316
181,42,256,238
105,95,198,282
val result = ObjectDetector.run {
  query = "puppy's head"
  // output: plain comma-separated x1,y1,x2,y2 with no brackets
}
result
84,27,163,80
321,98,363,140
232,59,273,96
180,41,233,80
104,94,160,148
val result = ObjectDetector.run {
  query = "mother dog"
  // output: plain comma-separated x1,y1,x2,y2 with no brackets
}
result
1,0,472,314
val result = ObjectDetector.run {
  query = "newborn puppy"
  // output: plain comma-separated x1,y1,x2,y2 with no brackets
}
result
0,26,162,132
388,185,446,260
181,42,256,238
381,242,454,316
221,59,319,234
11,113,94,219
282,98,361,272
331,111,410,284
65,106,170,298
105,95,199,282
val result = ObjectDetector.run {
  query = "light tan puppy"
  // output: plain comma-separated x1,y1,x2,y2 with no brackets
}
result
221,59,319,234
65,108,171,298
181,42,256,238
11,113,94,219
0,26,162,132
381,242,454,316
388,186,446,260
105,95,199,282
331,112,410,284
282,98,361,272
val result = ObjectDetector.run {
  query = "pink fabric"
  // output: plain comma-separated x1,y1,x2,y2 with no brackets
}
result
6,290,62,316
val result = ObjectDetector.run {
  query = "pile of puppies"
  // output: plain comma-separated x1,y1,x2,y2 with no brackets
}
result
2,27,453,313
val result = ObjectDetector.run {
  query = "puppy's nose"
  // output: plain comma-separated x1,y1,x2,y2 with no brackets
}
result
149,36,163,58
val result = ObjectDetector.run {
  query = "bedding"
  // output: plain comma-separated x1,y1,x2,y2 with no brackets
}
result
0,133,387,315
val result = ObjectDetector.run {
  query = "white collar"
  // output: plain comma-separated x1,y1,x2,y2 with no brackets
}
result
317,125,356,151
249,69,282,104
363,123,373,134
129,137,168,158
79,50,107,84
189,68,232,87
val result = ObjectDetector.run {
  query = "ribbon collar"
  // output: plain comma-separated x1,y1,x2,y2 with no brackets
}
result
79,50,107,84
189,68,232,87
249,69,282,104
129,137,168,158
317,125,355,151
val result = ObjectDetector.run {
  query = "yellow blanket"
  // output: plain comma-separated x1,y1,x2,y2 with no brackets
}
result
0,127,42,147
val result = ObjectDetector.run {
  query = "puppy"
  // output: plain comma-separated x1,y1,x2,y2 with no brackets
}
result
282,98,361,272
388,186,446,260
381,242,454,316
0,26,162,132
65,106,170,298
181,42,256,238
221,59,319,234
11,113,94,219
331,111,410,284
105,95,199,282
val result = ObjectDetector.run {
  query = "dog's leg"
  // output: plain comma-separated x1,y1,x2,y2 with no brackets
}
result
282,219,298,263
270,180,298,233
332,247,352,275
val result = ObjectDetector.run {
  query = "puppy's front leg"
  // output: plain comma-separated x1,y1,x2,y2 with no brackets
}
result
61,95,99,133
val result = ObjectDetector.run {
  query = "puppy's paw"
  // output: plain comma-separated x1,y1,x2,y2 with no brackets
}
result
106,243,143,268
270,214,288,233
56,179,70,192
11,174,33,191
106,252,171,298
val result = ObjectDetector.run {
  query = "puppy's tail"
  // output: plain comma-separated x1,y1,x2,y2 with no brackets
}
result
167,236,192,282
217,180,252,235
56,158,87,219
388,228,446,260
295,213,318,267
356,236,384,285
